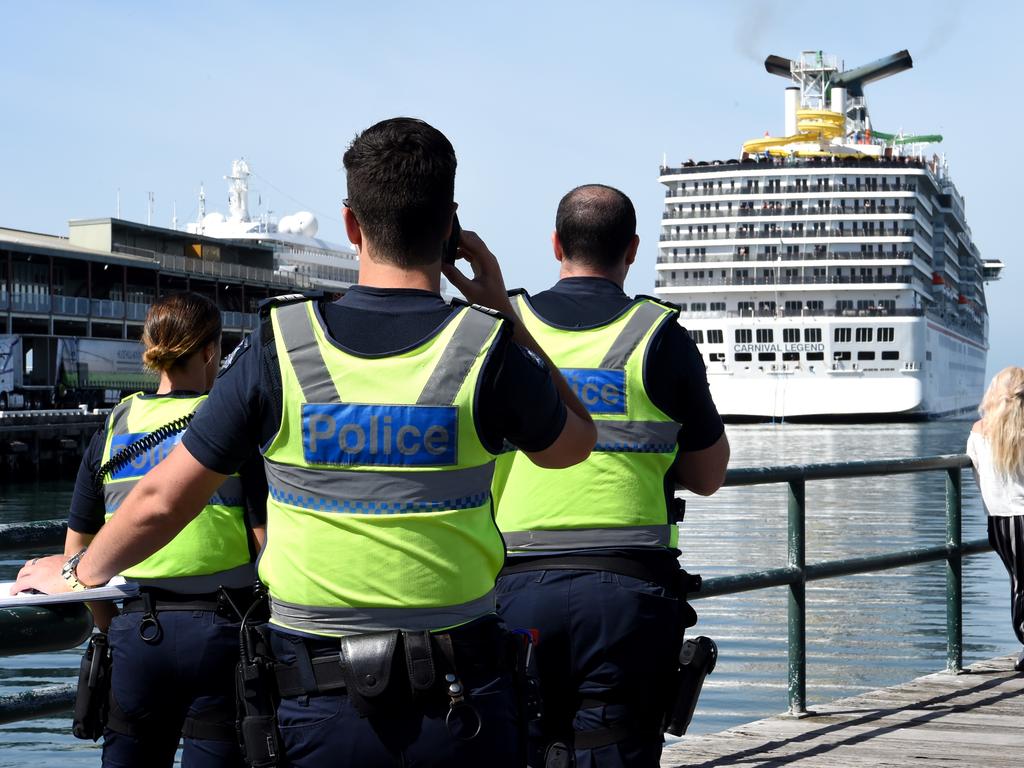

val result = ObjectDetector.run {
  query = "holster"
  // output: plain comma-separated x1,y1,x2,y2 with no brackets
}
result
72,632,112,741
235,623,283,768
663,636,718,736
337,630,401,717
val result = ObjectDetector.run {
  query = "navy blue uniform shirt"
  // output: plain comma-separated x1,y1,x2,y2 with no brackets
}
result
182,286,567,476
68,391,268,535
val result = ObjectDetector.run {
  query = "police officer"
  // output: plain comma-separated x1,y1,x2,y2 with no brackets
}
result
15,118,596,768
61,292,267,767
450,184,730,767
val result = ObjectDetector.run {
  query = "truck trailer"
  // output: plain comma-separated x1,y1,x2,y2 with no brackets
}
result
0,335,158,410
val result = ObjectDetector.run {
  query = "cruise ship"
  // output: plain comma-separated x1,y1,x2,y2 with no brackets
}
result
186,158,359,291
655,50,1004,420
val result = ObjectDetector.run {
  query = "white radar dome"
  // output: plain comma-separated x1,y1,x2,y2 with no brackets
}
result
293,211,318,237
277,214,295,233
202,212,226,227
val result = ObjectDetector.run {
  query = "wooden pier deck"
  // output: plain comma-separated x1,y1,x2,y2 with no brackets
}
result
661,655,1024,767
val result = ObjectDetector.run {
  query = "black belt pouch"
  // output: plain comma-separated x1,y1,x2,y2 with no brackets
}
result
337,630,401,717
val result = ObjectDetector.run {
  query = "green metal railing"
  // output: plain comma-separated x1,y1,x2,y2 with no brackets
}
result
690,452,987,715
0,453,991,725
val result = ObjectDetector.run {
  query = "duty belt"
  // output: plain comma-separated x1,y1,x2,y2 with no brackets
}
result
500,553,700,596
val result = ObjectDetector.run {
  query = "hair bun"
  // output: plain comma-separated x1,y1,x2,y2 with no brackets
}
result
143,344,179,372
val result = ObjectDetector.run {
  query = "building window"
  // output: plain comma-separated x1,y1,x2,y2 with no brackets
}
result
878,327,895,342
756,329,774,343
806,300,824,312
707,330,724,344
738,301,755,313
709,352,725,362
783,352,799,361
689,330,705,344
735,329,752,344
690,302,708,311
735,352,752,362
785,300,803,313
856,327,873,342
758,352,777,361
804,328,822,342
881,351,900,360
807,351,824,361
834,328,852,343
857,351,876,360
783,328,799,343
710,302,727,311
834,351,852,360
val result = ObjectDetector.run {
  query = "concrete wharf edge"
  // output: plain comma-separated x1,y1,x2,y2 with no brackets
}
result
661,655,1024,767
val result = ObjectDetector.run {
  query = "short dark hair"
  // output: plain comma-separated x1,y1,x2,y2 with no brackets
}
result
555,184,636,269
343,117,456,267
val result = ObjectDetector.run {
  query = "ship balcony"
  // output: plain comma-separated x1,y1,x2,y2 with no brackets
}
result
659,227,917,242
663,181,919,198
662,205,916,220
654,274,915,289
656,250,916,265
674,307,924,320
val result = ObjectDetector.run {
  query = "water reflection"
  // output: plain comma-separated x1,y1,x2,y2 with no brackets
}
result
678,421,1011,734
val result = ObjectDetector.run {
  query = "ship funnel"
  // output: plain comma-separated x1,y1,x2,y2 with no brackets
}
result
831,50,913,97
764,55,794,78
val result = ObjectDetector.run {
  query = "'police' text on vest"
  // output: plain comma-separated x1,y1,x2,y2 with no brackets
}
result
302,403,458,467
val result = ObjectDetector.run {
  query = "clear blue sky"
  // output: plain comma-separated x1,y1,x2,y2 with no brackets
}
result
1,1,1019,378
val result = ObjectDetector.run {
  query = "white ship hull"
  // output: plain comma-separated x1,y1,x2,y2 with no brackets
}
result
682,314,986,420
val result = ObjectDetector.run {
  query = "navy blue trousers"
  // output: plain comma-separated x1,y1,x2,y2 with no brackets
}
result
496,569,682,768
102,610,244,768
269,617,522,768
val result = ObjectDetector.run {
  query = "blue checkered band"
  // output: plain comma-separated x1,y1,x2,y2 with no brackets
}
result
269,484,490,514
593,442,677,453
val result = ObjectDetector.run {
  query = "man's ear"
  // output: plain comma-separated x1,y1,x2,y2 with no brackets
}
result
342,206,362,249
552,231,565,263
625,234,640,266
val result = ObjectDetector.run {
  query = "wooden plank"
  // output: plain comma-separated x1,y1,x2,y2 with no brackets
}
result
662,655,1024,767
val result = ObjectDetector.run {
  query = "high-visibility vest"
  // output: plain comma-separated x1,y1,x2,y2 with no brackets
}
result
101,392,252,591
493,292,682,552
260,299,507,637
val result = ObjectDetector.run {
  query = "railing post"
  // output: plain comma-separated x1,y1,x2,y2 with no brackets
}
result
945,466,963,673
788,478,807,715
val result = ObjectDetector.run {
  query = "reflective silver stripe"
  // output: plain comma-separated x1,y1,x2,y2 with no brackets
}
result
509,296,526,322
593,420,679,453
129,563,255,593
276,302,338,403
269,589,496,635
109,400,132,437
599,302,671,369
265,459,493,512
105,475,244,513
417,308,500,405
503,526,673,550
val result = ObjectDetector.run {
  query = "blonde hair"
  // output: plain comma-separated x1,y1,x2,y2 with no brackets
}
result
141,292,222,372
979,366,1024,478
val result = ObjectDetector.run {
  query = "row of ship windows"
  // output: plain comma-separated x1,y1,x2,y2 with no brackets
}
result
689,327,898,344
671,243,906,257
672,177,915,194
709,350,902,362
679,299,897,313
672,198,910,215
